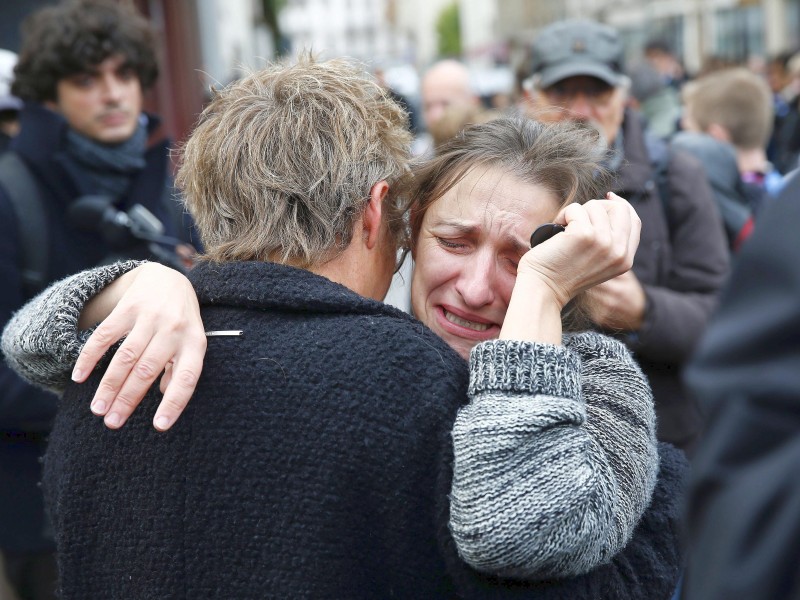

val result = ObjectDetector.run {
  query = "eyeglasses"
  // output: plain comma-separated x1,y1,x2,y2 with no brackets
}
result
542,79,616,108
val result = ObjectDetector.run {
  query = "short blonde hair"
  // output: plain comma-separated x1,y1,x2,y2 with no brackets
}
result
177,55,412,266
682,68,774,150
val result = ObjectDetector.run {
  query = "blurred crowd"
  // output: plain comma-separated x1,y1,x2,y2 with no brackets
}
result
400,30,799,205
1,1,799,600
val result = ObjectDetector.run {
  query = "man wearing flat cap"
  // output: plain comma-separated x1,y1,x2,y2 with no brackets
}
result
522,19,730,453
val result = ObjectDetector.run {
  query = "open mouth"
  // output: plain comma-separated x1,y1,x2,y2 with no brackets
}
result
443,308,491,332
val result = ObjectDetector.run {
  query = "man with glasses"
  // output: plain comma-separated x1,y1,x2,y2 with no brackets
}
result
522,19,730,454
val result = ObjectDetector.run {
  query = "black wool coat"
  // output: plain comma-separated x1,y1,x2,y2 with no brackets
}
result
44,261,686,599
0,104,189,553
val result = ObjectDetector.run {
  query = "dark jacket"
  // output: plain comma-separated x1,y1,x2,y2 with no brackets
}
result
610,110,730,451
670,131,754,248
44,260,686,599
769,95,800,175
0,104,187,552
683,171,800,600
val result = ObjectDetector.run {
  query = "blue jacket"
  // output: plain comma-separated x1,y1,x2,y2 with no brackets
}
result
0,104,190,552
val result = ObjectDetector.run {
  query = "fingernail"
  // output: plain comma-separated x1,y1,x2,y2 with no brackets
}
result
154,416,171,431
72,368,83,382
91,400,106,415
106,413,121,428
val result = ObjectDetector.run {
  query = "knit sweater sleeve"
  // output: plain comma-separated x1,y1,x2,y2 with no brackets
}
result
0,260,143,393
449,331,659,580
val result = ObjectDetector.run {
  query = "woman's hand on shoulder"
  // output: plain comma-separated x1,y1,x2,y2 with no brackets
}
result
72,262,207,432
518,192,641,309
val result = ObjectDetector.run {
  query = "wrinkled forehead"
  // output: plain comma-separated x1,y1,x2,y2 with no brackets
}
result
428,164,557,233
441,164,530,208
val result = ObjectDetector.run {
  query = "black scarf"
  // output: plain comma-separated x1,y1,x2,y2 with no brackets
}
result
64,120,148,199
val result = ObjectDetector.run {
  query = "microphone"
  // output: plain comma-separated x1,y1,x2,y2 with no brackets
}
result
68,195,183,250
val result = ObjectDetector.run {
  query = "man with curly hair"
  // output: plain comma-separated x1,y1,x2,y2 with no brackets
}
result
0,2,194,598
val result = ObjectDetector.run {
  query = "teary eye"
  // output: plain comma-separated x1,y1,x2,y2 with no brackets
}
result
436,237,465,250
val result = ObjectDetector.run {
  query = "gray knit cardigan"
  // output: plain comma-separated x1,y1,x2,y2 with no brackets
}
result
1,261,659,581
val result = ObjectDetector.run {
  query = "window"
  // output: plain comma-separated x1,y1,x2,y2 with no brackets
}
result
715,6,764,63
787,0,800,50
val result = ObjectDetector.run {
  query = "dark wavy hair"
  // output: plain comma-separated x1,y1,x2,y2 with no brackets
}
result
12,0,158,103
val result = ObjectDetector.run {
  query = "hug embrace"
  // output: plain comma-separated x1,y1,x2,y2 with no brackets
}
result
2,56,686,599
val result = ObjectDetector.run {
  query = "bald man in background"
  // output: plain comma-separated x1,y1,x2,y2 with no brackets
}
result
387,59,482,310
420,59,479,128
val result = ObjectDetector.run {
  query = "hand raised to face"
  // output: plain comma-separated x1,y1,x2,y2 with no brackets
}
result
516,192,641,311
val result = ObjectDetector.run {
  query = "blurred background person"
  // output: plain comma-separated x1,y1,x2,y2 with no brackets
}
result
415,59,480,155
426,101,501,150
0,2,197,599
0,49,21,154
766,51,800,175
626,60,681,140
644,38,687,90
676,68,777,248
420,59,479,129
669,133,752,253
681,68,779,190
683,169,800,600
520,18,729,453
373,65,419,135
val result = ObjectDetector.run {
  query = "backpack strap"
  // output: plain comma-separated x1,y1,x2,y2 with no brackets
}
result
0,152,49,299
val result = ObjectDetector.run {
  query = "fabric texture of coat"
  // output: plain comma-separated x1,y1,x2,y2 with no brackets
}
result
2,260,686,599
684,171,800,600
0,104,191,553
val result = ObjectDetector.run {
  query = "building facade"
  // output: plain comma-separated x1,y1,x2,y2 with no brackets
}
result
495,0,800,75
279,0,414,65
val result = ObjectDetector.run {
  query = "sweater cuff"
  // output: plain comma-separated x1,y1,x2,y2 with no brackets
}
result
625,285,656,353
468,339,580,399
54,260,144,355
1,260,144,393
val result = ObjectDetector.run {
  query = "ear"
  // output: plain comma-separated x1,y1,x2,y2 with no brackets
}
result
521,86,537,107
707,122,732,143
363,180,389,250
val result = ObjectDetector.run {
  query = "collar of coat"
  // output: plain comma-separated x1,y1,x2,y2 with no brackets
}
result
612,108,658,195
188,259,413,320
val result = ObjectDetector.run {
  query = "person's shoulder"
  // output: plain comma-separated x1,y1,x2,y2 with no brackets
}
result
331,307,469,413
666,142,709,183
351,307,465,374
0,150,21,190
